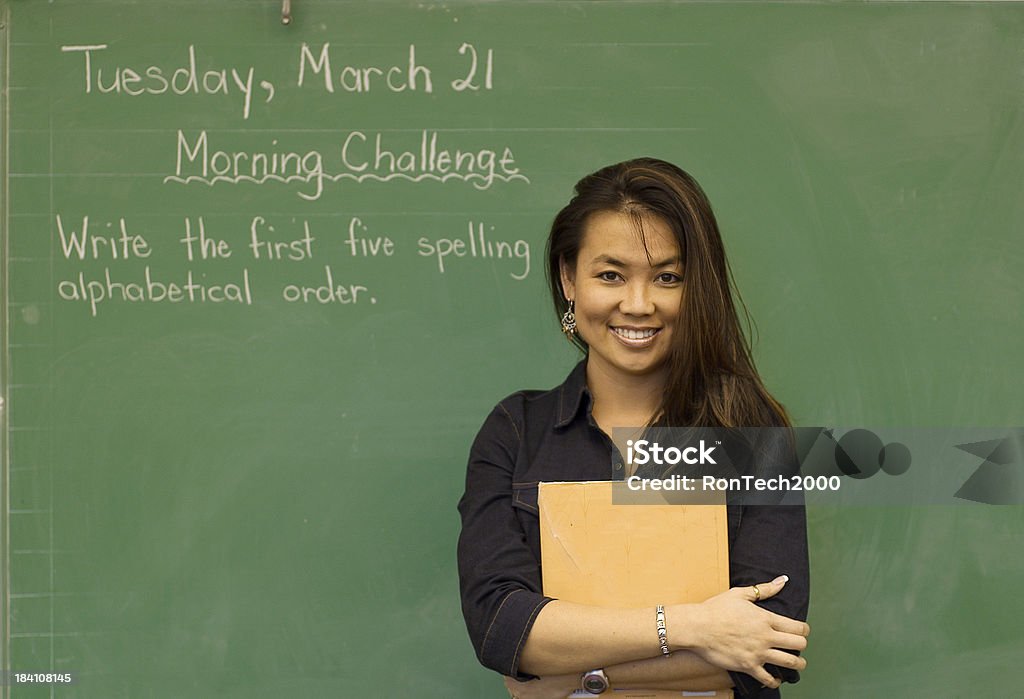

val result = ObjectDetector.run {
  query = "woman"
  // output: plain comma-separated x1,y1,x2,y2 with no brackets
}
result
457,158,810,698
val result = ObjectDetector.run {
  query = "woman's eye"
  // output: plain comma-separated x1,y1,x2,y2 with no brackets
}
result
598,271,621,282
657,272,682,284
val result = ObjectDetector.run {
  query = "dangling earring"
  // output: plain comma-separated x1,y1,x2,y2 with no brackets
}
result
561,299,577,338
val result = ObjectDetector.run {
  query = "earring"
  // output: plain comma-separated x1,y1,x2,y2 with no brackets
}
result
560,299,577,338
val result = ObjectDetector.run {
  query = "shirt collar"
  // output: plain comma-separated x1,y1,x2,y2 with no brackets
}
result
555,360,590,429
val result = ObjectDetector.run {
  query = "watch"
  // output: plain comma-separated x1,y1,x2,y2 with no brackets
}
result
581,668,609,695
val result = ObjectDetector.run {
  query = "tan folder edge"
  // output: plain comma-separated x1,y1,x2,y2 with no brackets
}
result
539,480,733,699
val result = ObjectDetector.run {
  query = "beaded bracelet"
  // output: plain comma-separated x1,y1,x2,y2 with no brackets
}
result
656,605,670,656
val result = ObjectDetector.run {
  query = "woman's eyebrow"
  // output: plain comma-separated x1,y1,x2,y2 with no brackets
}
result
591,254,627,267
590,254,681,268
650,256,682,268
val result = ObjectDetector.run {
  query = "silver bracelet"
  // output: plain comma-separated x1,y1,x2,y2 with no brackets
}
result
656,605,670,656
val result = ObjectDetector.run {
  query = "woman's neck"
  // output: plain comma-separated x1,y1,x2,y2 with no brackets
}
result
585,359,667,432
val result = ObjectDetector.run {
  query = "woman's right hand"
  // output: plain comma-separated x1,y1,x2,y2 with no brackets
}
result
680,575,810,688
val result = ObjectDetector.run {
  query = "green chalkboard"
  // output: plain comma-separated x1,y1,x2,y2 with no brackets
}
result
2,1,1023,697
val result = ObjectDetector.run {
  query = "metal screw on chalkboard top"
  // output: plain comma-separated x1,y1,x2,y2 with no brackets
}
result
282,0,292,25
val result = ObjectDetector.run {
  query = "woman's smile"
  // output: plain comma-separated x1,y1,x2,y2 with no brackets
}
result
610,326,662,347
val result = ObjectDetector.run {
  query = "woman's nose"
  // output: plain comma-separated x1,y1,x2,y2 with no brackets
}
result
620,281,655,316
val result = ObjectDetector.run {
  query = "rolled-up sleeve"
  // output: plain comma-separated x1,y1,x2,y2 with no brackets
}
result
726,499,810,697
457,402,555,679
722,426,810,697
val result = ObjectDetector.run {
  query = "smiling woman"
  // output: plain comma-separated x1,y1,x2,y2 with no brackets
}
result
457,158,810,699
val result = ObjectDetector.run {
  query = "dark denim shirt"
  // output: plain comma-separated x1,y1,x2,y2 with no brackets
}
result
457,361,809,698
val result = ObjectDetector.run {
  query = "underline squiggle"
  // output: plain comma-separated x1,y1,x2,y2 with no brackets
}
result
162,171,532,191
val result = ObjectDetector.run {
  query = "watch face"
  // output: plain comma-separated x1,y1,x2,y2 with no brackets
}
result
582,673,608,693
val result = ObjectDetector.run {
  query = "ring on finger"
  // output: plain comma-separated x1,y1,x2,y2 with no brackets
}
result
752,584,761,601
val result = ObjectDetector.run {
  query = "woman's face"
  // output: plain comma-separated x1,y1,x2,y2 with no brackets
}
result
561,210,684,381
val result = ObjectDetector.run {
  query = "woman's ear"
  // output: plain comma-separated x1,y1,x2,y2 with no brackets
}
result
559,256,576,301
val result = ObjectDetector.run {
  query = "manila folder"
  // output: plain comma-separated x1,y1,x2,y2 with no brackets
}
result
539,480,732,699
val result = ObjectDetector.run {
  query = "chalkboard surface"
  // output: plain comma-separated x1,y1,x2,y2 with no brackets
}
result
2,2,1023,697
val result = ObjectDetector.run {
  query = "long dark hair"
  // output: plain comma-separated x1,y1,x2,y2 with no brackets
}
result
545,157,790,428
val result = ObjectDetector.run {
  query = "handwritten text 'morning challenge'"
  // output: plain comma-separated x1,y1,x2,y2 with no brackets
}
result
165,129,529,200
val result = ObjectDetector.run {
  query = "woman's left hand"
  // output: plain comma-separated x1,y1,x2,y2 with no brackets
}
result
503,673,581,699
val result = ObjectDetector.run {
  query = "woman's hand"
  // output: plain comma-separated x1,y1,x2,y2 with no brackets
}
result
684,575,810,688
503,673,580,699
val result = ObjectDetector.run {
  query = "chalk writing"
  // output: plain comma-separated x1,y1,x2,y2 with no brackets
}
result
165,130,528,199
297,42,496,94
180,217,232,260
61,40,497,122
57,268,254,317
57,215,152,260
249,217,317,261
51,34,529,317
298,43,433,93
450,43,494,91
281,267,372,305
61,44,272,119
54,214,531,317
344,218,395,257
417,221,530,280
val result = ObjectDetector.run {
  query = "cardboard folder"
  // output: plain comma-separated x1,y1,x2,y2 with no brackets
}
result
539,480,733,699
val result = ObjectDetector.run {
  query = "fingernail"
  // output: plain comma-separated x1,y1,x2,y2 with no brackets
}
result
776,574,789,584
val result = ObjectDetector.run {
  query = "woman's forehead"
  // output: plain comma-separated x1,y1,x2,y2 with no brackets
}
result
579,211,680,264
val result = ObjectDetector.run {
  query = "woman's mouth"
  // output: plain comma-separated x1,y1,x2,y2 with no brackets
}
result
610,326,660,347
